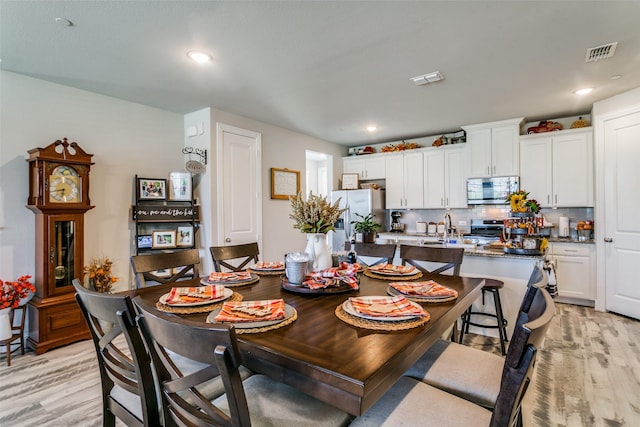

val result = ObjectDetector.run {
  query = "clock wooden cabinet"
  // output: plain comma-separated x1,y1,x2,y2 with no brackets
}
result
26,138,94,354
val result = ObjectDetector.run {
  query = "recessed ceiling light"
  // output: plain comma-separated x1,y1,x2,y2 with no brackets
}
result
366,126,377,132
610,75,622,80
187,50,212,63
574,88,594,96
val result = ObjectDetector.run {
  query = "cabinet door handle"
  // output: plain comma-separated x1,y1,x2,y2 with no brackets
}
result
446,197,449,206
487,166,490,175
604,237,613,243
492,165,496,175
225,237,231,243
547,194,550,204
555,194,558,204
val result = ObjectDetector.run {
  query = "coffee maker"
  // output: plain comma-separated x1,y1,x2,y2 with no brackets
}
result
390,211,405,232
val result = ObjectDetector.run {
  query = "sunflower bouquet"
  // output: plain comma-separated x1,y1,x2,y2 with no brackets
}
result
506,190,541,214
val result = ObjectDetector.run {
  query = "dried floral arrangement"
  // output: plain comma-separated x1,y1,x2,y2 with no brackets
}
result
84,257,119,293
0,275,35,309
381,141,421,152
289,192,345,234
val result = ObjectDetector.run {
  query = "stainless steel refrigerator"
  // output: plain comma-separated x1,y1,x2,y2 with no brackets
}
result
329,189,385,252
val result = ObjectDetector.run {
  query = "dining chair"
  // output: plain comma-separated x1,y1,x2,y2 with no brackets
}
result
352,243,397,267
399,244,465,276
403,266,550,411
73,279,160,427
133,297,352,427
130,249,200,288
350,286,555,427
209,242,260,272
0,305,27,366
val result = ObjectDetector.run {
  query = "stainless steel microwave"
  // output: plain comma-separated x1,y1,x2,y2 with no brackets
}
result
467,176,519,205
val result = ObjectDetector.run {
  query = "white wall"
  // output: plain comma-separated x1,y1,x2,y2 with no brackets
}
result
0,71,184,290
185,108,347,273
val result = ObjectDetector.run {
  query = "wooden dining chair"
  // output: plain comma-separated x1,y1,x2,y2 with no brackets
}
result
73,279,160,427
130,249,200,288
350,286,555,427
133,297,352,427
352,243,397,267
0,305,27,366
403,267,551,412
399,244,465,276
209,242,259,272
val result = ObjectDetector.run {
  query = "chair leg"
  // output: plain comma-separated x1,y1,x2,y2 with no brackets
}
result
492,289,507,355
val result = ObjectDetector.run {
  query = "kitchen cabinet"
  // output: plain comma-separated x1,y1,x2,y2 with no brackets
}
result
462,117,523,178
520,127,593,207
385,151,423,209
343,154,386,180
423,145,467,208
549,242,595,302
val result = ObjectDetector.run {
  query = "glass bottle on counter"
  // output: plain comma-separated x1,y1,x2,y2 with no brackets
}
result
347,236,358,264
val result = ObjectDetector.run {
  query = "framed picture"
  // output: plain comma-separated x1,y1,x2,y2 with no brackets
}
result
271,168,300,200
137,235,153,249
152,268,172,278
138,177,167,200
341,173,359,190
152,230,176,248
176,225,194,247
169,172,192,201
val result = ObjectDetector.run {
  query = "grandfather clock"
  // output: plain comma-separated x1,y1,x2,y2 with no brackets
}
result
26,138,94,354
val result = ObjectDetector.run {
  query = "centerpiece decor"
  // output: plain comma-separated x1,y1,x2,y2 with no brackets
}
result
84,257,119,293
503,190,547,255
505,190,541,214
289,192,345,271
0,275,35,340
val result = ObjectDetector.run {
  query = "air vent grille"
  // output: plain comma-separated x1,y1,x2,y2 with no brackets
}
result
585,42,618,62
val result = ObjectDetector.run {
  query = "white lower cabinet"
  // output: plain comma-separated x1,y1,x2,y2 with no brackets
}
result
549,243,595,301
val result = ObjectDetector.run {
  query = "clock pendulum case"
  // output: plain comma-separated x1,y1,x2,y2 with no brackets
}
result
26,138,94,354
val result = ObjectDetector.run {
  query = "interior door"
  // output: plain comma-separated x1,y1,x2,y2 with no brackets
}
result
216,123,261,249
604,110,640,319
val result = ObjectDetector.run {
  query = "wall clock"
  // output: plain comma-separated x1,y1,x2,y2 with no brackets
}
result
26,138,94,354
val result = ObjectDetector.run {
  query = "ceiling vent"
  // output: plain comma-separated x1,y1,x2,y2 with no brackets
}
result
585,42,618,63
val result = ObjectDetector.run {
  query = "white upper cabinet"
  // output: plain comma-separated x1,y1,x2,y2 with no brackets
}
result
385,151,424,209
423,146,467,209
520,127,593,207
463,118,523,178
343,154,386,180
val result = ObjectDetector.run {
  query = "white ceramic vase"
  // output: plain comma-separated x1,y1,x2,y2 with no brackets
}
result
0,308,12,341
304,233,332,272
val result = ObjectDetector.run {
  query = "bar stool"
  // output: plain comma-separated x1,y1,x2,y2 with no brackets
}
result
459,278,508,355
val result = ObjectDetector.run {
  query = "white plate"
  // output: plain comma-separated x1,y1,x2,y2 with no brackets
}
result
159,287,233,307
200,272,259,286
206,304,295,329
342,297,423,322
387,286,453,300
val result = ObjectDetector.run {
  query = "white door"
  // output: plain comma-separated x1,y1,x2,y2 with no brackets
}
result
604,110,640,319
216,123,261,248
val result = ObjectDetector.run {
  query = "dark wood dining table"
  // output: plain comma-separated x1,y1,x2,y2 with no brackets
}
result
127,271,485,416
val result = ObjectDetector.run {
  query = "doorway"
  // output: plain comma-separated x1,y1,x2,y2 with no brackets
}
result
305,150,332,197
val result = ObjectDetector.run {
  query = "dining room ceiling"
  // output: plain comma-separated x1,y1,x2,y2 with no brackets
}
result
2,1,639,146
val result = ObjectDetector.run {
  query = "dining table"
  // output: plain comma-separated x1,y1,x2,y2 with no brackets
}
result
127,270,485,416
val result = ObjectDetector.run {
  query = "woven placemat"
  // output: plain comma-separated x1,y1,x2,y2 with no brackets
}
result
249,269,284,276
386,287,458,304
334,305,430,331
205,276,260,287
155,292,243,314
233,308,297,334
364,270,423,281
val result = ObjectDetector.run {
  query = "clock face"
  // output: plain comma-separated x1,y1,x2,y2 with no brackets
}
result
49,165,81,203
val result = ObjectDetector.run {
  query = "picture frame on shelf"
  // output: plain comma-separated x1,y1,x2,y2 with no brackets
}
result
138,177,167,200
271,168,300,200
168,172,192,201
153,268,172,278
137,235,153,249
152,230,176,248
341,173,359,190
176,225,194,247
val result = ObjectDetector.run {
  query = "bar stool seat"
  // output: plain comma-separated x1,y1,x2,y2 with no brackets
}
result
459,278,508,355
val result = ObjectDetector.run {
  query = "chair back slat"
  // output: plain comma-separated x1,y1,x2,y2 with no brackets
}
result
353,243,396,267
399,245,464,276
134,297,251,427
491,287,555,427
130,249,200,288
210,243,260,272
73,280,159,427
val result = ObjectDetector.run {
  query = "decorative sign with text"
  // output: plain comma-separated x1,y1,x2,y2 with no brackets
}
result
133,205,200,221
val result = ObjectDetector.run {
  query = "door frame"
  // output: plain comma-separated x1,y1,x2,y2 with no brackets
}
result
594,99,640,312
215,122,262,252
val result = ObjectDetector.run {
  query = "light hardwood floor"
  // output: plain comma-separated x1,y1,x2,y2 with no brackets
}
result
1,302,639,426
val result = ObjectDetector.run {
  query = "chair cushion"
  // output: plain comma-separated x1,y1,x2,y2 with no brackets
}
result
349,377,492,427
213,374,352,427
403,339,503,408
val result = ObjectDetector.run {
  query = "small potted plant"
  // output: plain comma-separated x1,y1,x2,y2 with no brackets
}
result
351,213,381,243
